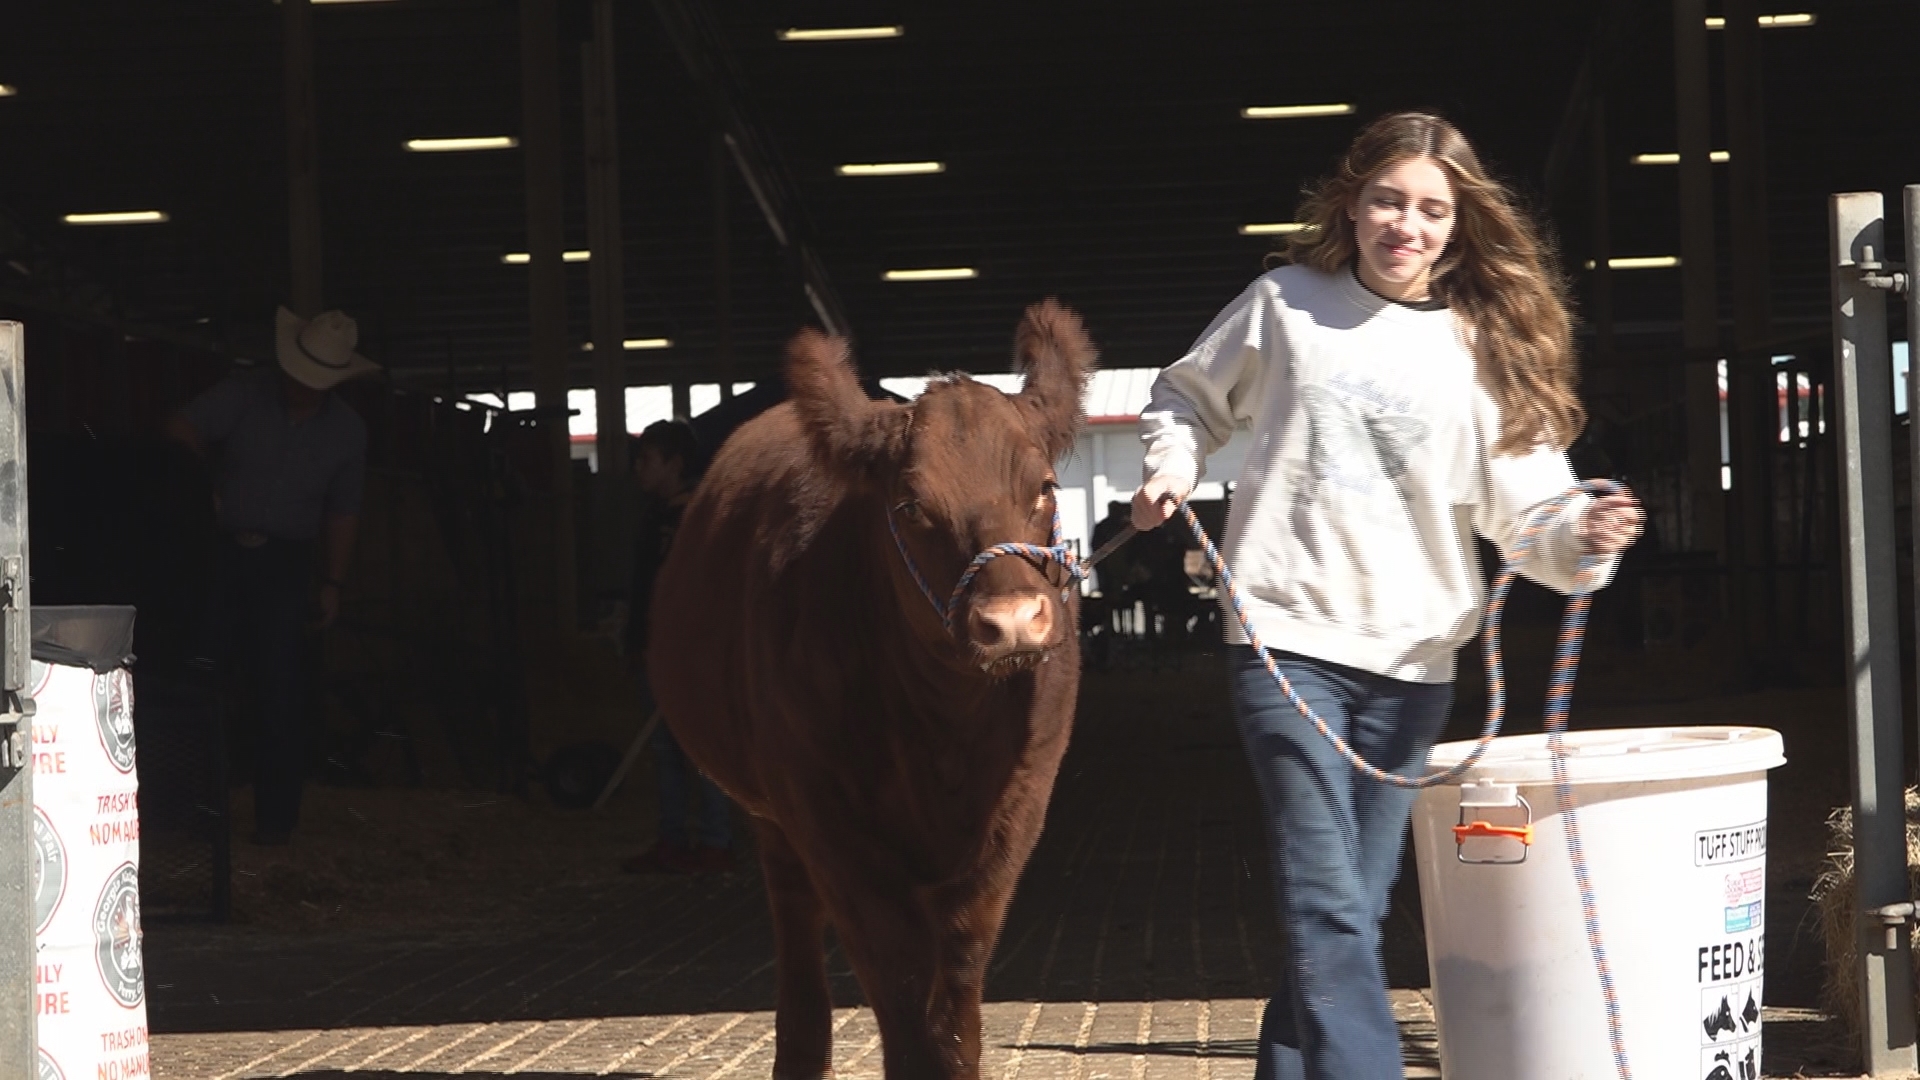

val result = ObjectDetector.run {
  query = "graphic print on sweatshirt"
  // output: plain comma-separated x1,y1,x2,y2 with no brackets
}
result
1301,372,1432,505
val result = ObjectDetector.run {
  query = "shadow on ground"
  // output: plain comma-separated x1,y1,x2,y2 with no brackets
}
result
147,639,1857,1076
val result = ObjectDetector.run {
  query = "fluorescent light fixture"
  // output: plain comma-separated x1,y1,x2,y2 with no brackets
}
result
1705,12,1816,27
836,161,945,177
778,26,903,42
883,267,977,282
1241,103,1354,120
63,210,169,225
1584,255,1681,270
1239,222,1310,236
580,338,673,351
1631,150,1730,165
501,250,591,264
405,136,518,152
0,85,16,98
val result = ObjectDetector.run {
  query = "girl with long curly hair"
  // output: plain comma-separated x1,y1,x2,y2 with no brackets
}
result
1133,112,1644,1080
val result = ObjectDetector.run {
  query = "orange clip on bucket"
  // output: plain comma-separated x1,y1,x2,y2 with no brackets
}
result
1452,820,1535,846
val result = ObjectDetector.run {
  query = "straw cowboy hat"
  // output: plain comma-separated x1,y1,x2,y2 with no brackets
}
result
274,306,381,389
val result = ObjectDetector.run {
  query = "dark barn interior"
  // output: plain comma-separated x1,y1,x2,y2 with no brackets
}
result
3,2,1919,1078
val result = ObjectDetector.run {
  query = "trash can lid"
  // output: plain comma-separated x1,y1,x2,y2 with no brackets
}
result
31,605,136,672
1425,726,1785,787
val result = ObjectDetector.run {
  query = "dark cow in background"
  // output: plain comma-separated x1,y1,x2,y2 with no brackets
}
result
650,301,1097,1079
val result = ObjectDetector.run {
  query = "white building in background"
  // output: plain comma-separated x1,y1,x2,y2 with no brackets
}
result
872,370,1250,566
466,369,1252,570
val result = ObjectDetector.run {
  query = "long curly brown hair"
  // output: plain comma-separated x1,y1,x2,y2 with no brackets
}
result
1282,112,1584,455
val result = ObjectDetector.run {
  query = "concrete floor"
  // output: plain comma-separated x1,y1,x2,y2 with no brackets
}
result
145,654,1857,1079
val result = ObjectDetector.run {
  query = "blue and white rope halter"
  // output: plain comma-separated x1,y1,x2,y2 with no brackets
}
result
1181,477,1632,1080
887,502,1088,635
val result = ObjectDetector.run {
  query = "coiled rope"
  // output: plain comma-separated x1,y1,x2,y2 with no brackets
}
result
1176,478,1631,1080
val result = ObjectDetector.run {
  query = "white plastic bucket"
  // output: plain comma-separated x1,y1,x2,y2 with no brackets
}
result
1410,726,1784,1080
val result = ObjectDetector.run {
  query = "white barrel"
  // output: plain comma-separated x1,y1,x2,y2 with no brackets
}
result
1410,726,1784,1080
32,654,148,1080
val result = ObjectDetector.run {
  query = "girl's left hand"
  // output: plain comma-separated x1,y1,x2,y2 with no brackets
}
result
1577,484,1644,555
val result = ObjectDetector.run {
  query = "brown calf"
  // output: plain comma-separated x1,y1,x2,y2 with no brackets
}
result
649,301,1098,1079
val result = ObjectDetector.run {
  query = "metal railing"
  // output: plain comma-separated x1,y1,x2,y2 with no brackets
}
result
1828,188,1920,1075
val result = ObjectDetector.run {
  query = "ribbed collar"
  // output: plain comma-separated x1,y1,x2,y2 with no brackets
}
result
1338,264,1452,325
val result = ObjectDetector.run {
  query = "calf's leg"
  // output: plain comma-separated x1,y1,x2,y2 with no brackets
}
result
825,883,959,1080
926,793,1051,1074
924,880,1008,1076
757,820,835,1080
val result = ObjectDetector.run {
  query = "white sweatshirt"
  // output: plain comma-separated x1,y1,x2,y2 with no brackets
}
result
1140,264,1617,684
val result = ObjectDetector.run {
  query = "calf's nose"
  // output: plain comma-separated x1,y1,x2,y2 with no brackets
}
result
968,592,1056,653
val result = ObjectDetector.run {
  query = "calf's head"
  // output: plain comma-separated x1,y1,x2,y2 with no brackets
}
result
787,300,1098,673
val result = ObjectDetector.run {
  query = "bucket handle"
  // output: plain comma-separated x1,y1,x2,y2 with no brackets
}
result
1455,792,1533,865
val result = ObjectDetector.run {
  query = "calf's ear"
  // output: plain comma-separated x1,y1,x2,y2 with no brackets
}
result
1013,299,1098,461
784,328,907,482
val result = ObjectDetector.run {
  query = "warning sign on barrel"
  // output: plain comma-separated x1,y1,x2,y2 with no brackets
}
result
33,660,147,1079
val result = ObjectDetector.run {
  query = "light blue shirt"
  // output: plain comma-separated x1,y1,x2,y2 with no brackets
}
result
181,368,367,541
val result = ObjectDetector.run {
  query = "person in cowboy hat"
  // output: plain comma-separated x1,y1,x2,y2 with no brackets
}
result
165,306,379,846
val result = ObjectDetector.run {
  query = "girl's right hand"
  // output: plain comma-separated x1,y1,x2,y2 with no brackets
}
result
1132,475,1193,531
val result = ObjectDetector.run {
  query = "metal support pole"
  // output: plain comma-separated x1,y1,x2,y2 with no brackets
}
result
1905,186,1920,795
1588,95,1615,374
582,0,628,601
671,382,690,422
520,0,576,632
1724,0,1772,353
1828,191,1919,1076
0,323,32,1080
1724,0,1777,668
284,0,323,316
1674,0,1723,555
714,133,734,402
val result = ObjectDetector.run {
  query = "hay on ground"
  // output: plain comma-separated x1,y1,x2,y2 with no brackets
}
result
1810,786,1920,1037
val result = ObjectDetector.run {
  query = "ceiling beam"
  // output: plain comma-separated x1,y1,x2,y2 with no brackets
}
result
650,0,850,340
1542,0,1638,213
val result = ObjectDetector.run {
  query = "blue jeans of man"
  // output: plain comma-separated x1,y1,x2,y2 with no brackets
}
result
654,724,731,850
1227,645,1452,1080
631,668,732,851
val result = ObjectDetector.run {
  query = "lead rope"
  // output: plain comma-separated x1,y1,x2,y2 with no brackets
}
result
888,506,1088,635
1177,478,1631,1080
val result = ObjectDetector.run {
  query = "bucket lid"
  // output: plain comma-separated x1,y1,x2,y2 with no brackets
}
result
1425,726,1785,787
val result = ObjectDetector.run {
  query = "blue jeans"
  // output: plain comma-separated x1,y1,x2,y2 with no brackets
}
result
1228,646,1452,1080
654,724,732,850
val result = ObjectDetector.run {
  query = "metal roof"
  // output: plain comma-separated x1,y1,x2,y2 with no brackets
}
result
2,2,1916,390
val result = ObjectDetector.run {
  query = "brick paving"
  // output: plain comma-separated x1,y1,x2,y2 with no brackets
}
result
143,661,1851,1079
